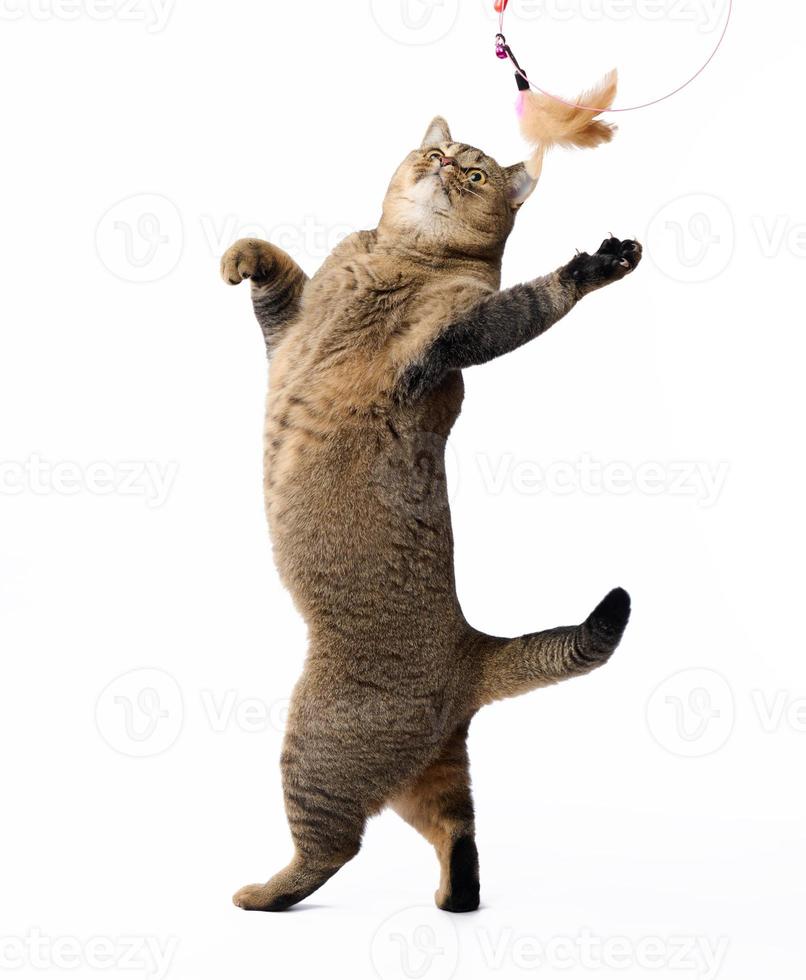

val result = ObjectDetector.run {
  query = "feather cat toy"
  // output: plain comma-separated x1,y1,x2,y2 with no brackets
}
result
516,69,618,180
494,0,618,182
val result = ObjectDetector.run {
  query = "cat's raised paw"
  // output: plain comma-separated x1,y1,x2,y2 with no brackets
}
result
596,235,642,270
220,238,275,286
564,236,642,295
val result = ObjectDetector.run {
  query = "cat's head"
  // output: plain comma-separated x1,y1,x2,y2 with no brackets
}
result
378,116,538,258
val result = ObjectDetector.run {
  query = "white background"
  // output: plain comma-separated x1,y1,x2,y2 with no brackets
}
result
2,1,804,978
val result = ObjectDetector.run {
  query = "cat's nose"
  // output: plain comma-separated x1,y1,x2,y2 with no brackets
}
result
439,156,458,169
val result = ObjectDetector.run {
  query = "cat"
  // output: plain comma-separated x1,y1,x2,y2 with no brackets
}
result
220,115,641,913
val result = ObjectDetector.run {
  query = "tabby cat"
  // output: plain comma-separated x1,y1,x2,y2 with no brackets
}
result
220,116,641,913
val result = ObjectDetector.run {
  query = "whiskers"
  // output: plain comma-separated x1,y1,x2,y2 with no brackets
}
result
458,182,484,201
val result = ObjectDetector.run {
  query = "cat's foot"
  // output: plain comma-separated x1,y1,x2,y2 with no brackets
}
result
563,236,642,296
220,238,276,286
232,883,265,910
435,836,481,913
232,882,297,912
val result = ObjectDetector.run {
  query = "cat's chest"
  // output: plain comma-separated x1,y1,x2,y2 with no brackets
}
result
310,257,491,344
306,256,420,325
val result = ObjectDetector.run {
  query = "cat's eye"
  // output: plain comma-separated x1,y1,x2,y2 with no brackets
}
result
467,169,486,185
427,151,442,162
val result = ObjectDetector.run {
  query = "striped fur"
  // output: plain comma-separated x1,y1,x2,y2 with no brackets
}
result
220,118,641,913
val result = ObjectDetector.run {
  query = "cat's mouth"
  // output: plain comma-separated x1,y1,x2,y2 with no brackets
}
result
420,170,454,200
408,172,452,208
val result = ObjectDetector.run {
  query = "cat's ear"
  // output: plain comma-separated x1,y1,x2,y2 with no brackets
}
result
504,162,539,210
421,116,452,148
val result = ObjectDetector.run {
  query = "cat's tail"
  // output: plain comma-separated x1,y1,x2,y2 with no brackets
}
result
473,588,631,708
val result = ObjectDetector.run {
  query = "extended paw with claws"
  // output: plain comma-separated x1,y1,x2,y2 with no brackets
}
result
564,236,643,296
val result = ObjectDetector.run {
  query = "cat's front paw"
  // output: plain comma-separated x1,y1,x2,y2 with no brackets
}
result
564,236,642,295
220,238,275,286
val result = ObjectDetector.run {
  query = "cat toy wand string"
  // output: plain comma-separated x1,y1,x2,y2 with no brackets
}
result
494,21,531,93
493,0,733,113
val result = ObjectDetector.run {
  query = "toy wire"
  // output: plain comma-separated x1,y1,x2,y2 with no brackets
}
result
495,0,733,113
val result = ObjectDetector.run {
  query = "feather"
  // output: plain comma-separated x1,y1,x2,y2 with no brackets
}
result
517,69,618,179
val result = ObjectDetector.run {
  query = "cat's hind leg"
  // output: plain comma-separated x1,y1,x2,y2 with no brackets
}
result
233,730,369,912
232,795,365,912
389,723,480,913
232,851,357,912
473,588,631,707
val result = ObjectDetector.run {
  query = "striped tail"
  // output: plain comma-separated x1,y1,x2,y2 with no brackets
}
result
474,588,631,707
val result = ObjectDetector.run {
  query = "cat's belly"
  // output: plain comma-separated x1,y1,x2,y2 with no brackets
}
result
264,419,464,638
